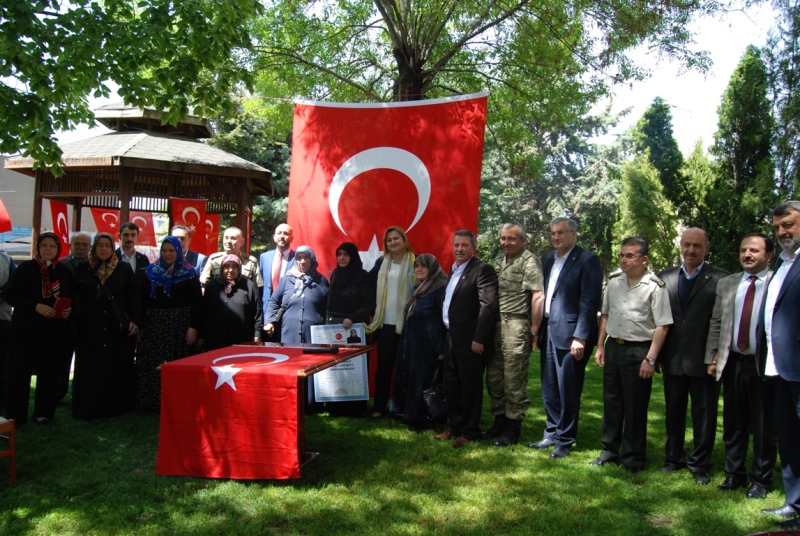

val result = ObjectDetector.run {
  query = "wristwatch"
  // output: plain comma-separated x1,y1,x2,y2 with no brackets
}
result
645,358,656,366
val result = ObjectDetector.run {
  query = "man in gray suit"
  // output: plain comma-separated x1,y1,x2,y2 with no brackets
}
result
706,233,776,498
657,228,728,484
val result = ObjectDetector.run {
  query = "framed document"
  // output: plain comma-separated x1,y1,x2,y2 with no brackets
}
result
310,324,369,402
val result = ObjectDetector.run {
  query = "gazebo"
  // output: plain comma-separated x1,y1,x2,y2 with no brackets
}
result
4,103,272,254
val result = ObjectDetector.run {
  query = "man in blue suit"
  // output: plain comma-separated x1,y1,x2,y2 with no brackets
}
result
259,223,296,328
759,200,800,529
529,217,602,458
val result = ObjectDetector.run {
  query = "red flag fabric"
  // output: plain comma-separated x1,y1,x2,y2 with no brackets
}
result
156,345,369,480
130,211,156,247
0,198,12,234
203,214,221,256
287,93,488,274
90,208,121,235
171,197,206,237
49,200,70,259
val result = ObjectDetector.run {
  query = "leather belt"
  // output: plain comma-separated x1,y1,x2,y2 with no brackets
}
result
729,350,755,359
610,337,650,347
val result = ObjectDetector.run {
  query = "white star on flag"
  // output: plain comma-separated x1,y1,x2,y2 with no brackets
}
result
359,235,383,272
211,364,243,390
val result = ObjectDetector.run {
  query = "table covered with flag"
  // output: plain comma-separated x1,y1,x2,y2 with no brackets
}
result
156,344,370,480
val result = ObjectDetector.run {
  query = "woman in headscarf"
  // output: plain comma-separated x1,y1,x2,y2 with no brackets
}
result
6,232,73,425
264,245,329,344
365,226,415,418
326,242,373,328
200,254,263,351
137,236,202,412
392,254,447,431
72,233,141,420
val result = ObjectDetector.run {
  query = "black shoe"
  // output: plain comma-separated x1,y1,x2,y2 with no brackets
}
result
528,439,555,449
589,457,618,467
549,446,571,459
492,419,521,447
481,415,507,440
717,476,747,491
660,462,686,473
778,517,800,530
693,472,711,485
746,483,770,499
762,504,798,518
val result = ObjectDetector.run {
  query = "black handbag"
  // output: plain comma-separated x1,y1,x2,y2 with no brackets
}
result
422,363,447,424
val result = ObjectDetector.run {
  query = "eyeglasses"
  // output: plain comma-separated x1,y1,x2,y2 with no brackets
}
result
618,253,643,260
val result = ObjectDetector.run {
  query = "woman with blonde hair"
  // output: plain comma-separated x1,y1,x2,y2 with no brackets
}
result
365,226,414,418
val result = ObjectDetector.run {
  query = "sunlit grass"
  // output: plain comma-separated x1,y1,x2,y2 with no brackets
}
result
0,351,786,535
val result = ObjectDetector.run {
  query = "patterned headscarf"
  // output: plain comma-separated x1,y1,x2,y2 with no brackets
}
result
88,233,118,284
220,254,241,295
404,253,447,319
145,236,197,297
34,232,62,298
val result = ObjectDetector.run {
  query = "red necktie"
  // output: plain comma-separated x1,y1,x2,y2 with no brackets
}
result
736,275,757,352
271,251,282,291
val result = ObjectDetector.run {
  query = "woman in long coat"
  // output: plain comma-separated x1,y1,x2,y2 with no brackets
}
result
201,254,263,350
137,236,202,412
326,242,373,327
6,232,72,425
392,254,447,430
72,233,141,420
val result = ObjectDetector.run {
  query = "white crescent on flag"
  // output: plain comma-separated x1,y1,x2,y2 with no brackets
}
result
132,215,148,229
328,147,431,235
210,352,290,391
182,207,201,225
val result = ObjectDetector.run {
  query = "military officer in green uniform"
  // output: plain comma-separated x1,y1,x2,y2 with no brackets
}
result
200,227,263,290
590,236,672,472
485,222,544,447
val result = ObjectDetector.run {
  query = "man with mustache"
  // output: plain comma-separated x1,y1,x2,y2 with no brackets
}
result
657,228,728,484
758,201,800,529
200,227,263,290
705,233,776,498
116,222,150,279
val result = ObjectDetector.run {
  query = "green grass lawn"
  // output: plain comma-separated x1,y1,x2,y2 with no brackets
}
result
0,352,785,535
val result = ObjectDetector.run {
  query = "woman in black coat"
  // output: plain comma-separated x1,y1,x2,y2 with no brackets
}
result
392,253,447,431
326,242,374,328
6,232,72,425
72,233,141,420
201,254,263,350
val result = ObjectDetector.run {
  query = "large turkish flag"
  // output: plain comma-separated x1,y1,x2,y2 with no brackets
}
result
287,93,488,274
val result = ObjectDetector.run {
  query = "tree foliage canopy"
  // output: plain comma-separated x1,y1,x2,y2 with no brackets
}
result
1,0,263,170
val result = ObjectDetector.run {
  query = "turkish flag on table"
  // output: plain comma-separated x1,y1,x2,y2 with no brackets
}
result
287,93,488,273
49,200,70,259
157,345,366,480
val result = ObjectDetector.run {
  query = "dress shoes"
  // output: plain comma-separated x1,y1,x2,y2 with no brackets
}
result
528,439,556,450
717,476,747,491
435,431,455,441
589,457,618,467
778,517,800,530
549,446,571,459
452,437,471,448
693,472,711,485
745,483,770,499
660,462,686,473
762,504,798,519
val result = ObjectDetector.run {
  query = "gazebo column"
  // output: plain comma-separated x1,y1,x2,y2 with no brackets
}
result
235,178,251,254
71,196,84,232
31,169,43,257
119,167,134,224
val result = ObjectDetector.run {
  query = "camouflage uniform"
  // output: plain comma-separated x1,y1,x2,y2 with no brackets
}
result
201,251,263,289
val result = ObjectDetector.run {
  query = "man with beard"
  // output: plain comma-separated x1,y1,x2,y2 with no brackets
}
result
259,223,295,322
759,201,800,529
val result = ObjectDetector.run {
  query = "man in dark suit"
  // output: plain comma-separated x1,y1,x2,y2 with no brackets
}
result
436,230,498,448
758,201,800,529
171,224,207,274
658,228,728,485
115,222,151,279
259,223,296,322
529,217,602,458
706,233,776,498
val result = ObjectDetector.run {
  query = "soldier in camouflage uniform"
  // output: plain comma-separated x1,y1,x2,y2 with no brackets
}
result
485,223,544,447
200,227,263,290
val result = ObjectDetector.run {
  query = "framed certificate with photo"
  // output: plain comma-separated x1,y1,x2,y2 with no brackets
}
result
310,324,369,402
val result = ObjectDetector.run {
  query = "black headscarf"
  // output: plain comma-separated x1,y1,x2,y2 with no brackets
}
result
329,242,362,289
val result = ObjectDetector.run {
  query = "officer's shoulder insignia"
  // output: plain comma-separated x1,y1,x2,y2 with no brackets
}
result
650,274,665,287
609,271,623,279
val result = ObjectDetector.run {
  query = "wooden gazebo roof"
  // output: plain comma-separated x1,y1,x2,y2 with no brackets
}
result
4,106,272,253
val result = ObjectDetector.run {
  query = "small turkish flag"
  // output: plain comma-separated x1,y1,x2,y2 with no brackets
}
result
0,198,12,234
90,208,121,235
130,211,156,247
49,200,70,259
287,93,487,274
171,198,206,235
203,214,221,256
